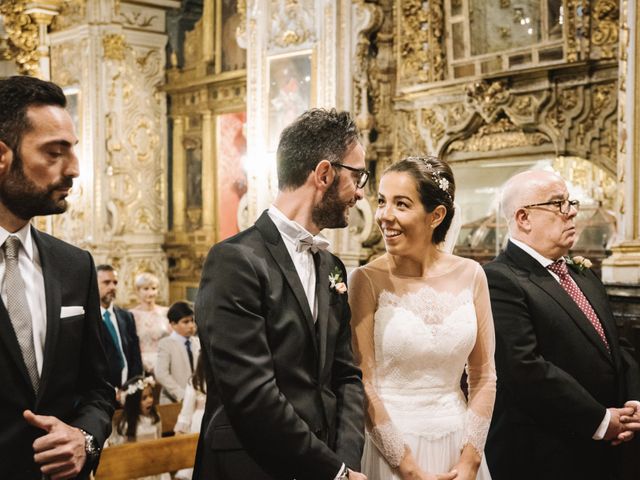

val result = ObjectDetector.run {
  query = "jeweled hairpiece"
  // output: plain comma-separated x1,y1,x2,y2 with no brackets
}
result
408,156,452,201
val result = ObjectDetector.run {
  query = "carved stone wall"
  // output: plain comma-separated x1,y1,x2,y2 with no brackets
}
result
48,0,178,305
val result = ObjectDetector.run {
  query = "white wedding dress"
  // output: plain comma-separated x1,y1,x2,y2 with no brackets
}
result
349,254,496,479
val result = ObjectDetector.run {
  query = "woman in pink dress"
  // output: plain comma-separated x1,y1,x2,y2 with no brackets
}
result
130,273,171,373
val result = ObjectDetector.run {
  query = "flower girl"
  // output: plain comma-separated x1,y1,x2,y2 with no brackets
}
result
108,375,169,480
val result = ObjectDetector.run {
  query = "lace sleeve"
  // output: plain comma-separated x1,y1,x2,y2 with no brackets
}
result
349,268,407,468
463,263,497,455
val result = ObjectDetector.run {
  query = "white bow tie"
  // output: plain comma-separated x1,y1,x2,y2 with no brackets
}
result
295,234,330,253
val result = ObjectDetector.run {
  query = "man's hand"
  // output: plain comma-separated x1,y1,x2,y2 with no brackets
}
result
620,401,640,431
24,410,87,480
347,469,368,480
604,407,635,442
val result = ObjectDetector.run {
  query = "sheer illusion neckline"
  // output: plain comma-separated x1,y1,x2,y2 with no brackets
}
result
382,254,467,280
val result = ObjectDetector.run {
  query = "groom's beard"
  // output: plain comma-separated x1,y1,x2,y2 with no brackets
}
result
312,177,350,229
0,150,73,220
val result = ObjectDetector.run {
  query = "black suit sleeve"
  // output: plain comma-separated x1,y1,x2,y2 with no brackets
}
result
484,262,605,439
122,309,143,379
197,244,343,480
331,260,365,470
68,253,115,448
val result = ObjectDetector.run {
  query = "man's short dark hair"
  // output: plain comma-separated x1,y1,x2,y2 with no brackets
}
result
0,76,67,152
96,264,115,273
167,301,194,324
276,108,360,190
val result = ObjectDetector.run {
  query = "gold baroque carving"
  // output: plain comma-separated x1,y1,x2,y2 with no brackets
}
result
591,0,619,59
0,0,40,76
395,110,427,160
448,118,551,153
398,0,445,84
51,0,86,32
465,80,510,122
565,0,581,62
269,0,314,48
103,34,127,61
421,108,445,147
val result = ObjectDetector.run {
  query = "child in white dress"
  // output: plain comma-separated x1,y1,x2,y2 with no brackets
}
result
108,375,170,480
174,354,207,480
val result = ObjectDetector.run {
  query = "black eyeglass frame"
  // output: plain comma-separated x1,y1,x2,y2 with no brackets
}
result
521,199,580,215
331,162,370,189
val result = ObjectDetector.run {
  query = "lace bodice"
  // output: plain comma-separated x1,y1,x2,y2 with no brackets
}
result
349,254,496,468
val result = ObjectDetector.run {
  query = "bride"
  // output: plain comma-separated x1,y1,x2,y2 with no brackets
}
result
349,156,496,480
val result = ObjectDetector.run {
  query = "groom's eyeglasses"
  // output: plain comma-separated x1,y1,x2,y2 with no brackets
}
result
522,199,580,215
331,163,370,189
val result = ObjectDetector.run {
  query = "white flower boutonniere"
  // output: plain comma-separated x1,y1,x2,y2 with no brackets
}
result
329,266,347,294
566,255,593,273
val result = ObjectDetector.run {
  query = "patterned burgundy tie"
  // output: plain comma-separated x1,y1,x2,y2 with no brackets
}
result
547,259,609,351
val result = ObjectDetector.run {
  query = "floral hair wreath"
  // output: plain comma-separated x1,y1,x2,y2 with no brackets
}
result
120,376,156,403
407,156,452,201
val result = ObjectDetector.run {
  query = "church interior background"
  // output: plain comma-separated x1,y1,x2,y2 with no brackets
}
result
1,0,640,355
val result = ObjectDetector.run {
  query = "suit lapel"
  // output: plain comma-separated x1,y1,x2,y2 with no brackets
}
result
314,252,330,374
255,212,318,354
506,242,612,363
32,228,62,402
0,299,34,395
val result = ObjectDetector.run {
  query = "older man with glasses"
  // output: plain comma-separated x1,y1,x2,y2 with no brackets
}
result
483,169,640,480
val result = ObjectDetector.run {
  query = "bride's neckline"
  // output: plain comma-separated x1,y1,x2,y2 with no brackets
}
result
382,253,466,279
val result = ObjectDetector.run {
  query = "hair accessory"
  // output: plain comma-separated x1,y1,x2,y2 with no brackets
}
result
120,376,156,403
408,156,452,200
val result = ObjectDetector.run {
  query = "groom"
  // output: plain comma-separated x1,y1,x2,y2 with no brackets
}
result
194,109,367,480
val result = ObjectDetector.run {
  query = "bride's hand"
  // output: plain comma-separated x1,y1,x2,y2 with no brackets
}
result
397,451,457,480
450,444,482,480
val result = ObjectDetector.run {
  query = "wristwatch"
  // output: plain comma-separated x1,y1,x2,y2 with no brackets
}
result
79,428,100,463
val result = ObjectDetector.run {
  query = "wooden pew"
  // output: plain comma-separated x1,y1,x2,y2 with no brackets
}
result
94,433,198,479
112,402,183,436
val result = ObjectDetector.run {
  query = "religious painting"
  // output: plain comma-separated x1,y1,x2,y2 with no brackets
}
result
221,0,246,71
216,111,247,240
267,51,313,150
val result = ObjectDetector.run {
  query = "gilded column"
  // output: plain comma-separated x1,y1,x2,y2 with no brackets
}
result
201,110,216,233
202,0,214,63
172,116,186,232
602,0,640,283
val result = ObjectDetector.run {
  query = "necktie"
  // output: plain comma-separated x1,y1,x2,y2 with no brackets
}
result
547,260,610,351
103,310,125,370
185,338,194,372
3,236,39,392
295,233,330,253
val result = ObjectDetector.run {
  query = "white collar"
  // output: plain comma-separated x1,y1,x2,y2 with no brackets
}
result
0,223,35,261
509,237,560,268
267,205,330,249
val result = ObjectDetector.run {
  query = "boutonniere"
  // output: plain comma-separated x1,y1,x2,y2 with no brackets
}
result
329,266,347,294
565,255,593,273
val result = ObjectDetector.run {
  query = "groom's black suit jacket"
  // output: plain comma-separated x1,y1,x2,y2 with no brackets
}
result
0,228,114,479
484,241,640,480
193,211,365,480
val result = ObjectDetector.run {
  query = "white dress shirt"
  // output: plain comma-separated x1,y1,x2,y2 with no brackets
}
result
267,206,346,479
268,205,327,320
509,238,618,440
0,224,47,376
101,304,129,385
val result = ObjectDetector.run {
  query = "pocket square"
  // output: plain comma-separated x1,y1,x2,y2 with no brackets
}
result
60,306,85,318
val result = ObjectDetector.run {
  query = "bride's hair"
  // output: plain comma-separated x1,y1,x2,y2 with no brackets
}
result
384,155,456,244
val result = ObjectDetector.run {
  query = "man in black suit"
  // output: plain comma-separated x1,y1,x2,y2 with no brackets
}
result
96,264,143,390
194,109,367,480
0,76,113,479
484,170,640,480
